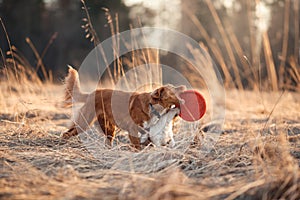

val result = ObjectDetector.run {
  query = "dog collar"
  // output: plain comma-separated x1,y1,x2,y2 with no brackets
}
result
149,103,161,119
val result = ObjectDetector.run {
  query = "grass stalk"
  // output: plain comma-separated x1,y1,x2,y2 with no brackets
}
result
204,0,243,90
225,19,258,89
0,18,18,82
279,0,290,89
34,32,57,77
262,32,278,91
293,0,299,65
104,8,118,80
81,0,99,45
183,5,233,88
246,0,259,88
25,37,49,82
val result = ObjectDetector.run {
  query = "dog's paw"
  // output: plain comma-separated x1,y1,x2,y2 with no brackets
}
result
168,138,175,148
60,127,77,140
60,132,71,140
139,132,149,144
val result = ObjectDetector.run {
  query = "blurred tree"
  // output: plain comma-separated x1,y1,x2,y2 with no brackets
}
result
1,0,45,63
0,0,130,80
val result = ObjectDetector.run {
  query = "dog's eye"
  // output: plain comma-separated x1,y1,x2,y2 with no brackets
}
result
170,104,176,109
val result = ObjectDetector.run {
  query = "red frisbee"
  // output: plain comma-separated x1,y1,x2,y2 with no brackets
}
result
178,90,206,122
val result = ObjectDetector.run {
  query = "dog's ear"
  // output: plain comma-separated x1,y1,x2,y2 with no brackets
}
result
151,87,165,100
174,85,186,93
173,85,186,104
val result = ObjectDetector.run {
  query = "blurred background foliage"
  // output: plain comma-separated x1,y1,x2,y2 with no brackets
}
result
0,0,299,90
0,0,130,78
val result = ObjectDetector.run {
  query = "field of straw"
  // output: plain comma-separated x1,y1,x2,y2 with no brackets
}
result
1,1,300,199
0,65,299,199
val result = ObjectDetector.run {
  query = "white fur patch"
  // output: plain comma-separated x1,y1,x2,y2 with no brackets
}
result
141,108,179,147
139,131,149,144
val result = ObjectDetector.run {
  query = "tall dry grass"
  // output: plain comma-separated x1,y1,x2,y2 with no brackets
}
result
183,0,299,92
0,18,56,94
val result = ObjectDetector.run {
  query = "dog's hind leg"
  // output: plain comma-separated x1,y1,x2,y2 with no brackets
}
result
61,102,96,139
97,116,116,146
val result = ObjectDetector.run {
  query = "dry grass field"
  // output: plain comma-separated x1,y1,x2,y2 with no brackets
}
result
1,1,300,199
0,76,299,199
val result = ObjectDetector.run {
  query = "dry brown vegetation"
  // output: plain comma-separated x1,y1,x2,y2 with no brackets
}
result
0,65,300,199
1,0,300,199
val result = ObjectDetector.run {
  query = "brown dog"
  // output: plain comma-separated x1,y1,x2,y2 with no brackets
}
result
61,67,185,149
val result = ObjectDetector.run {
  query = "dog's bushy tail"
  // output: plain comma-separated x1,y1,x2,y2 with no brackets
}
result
63,65,88,107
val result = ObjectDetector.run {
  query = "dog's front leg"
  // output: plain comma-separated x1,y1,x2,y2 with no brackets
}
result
127,126,141,150
129,135,140,150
